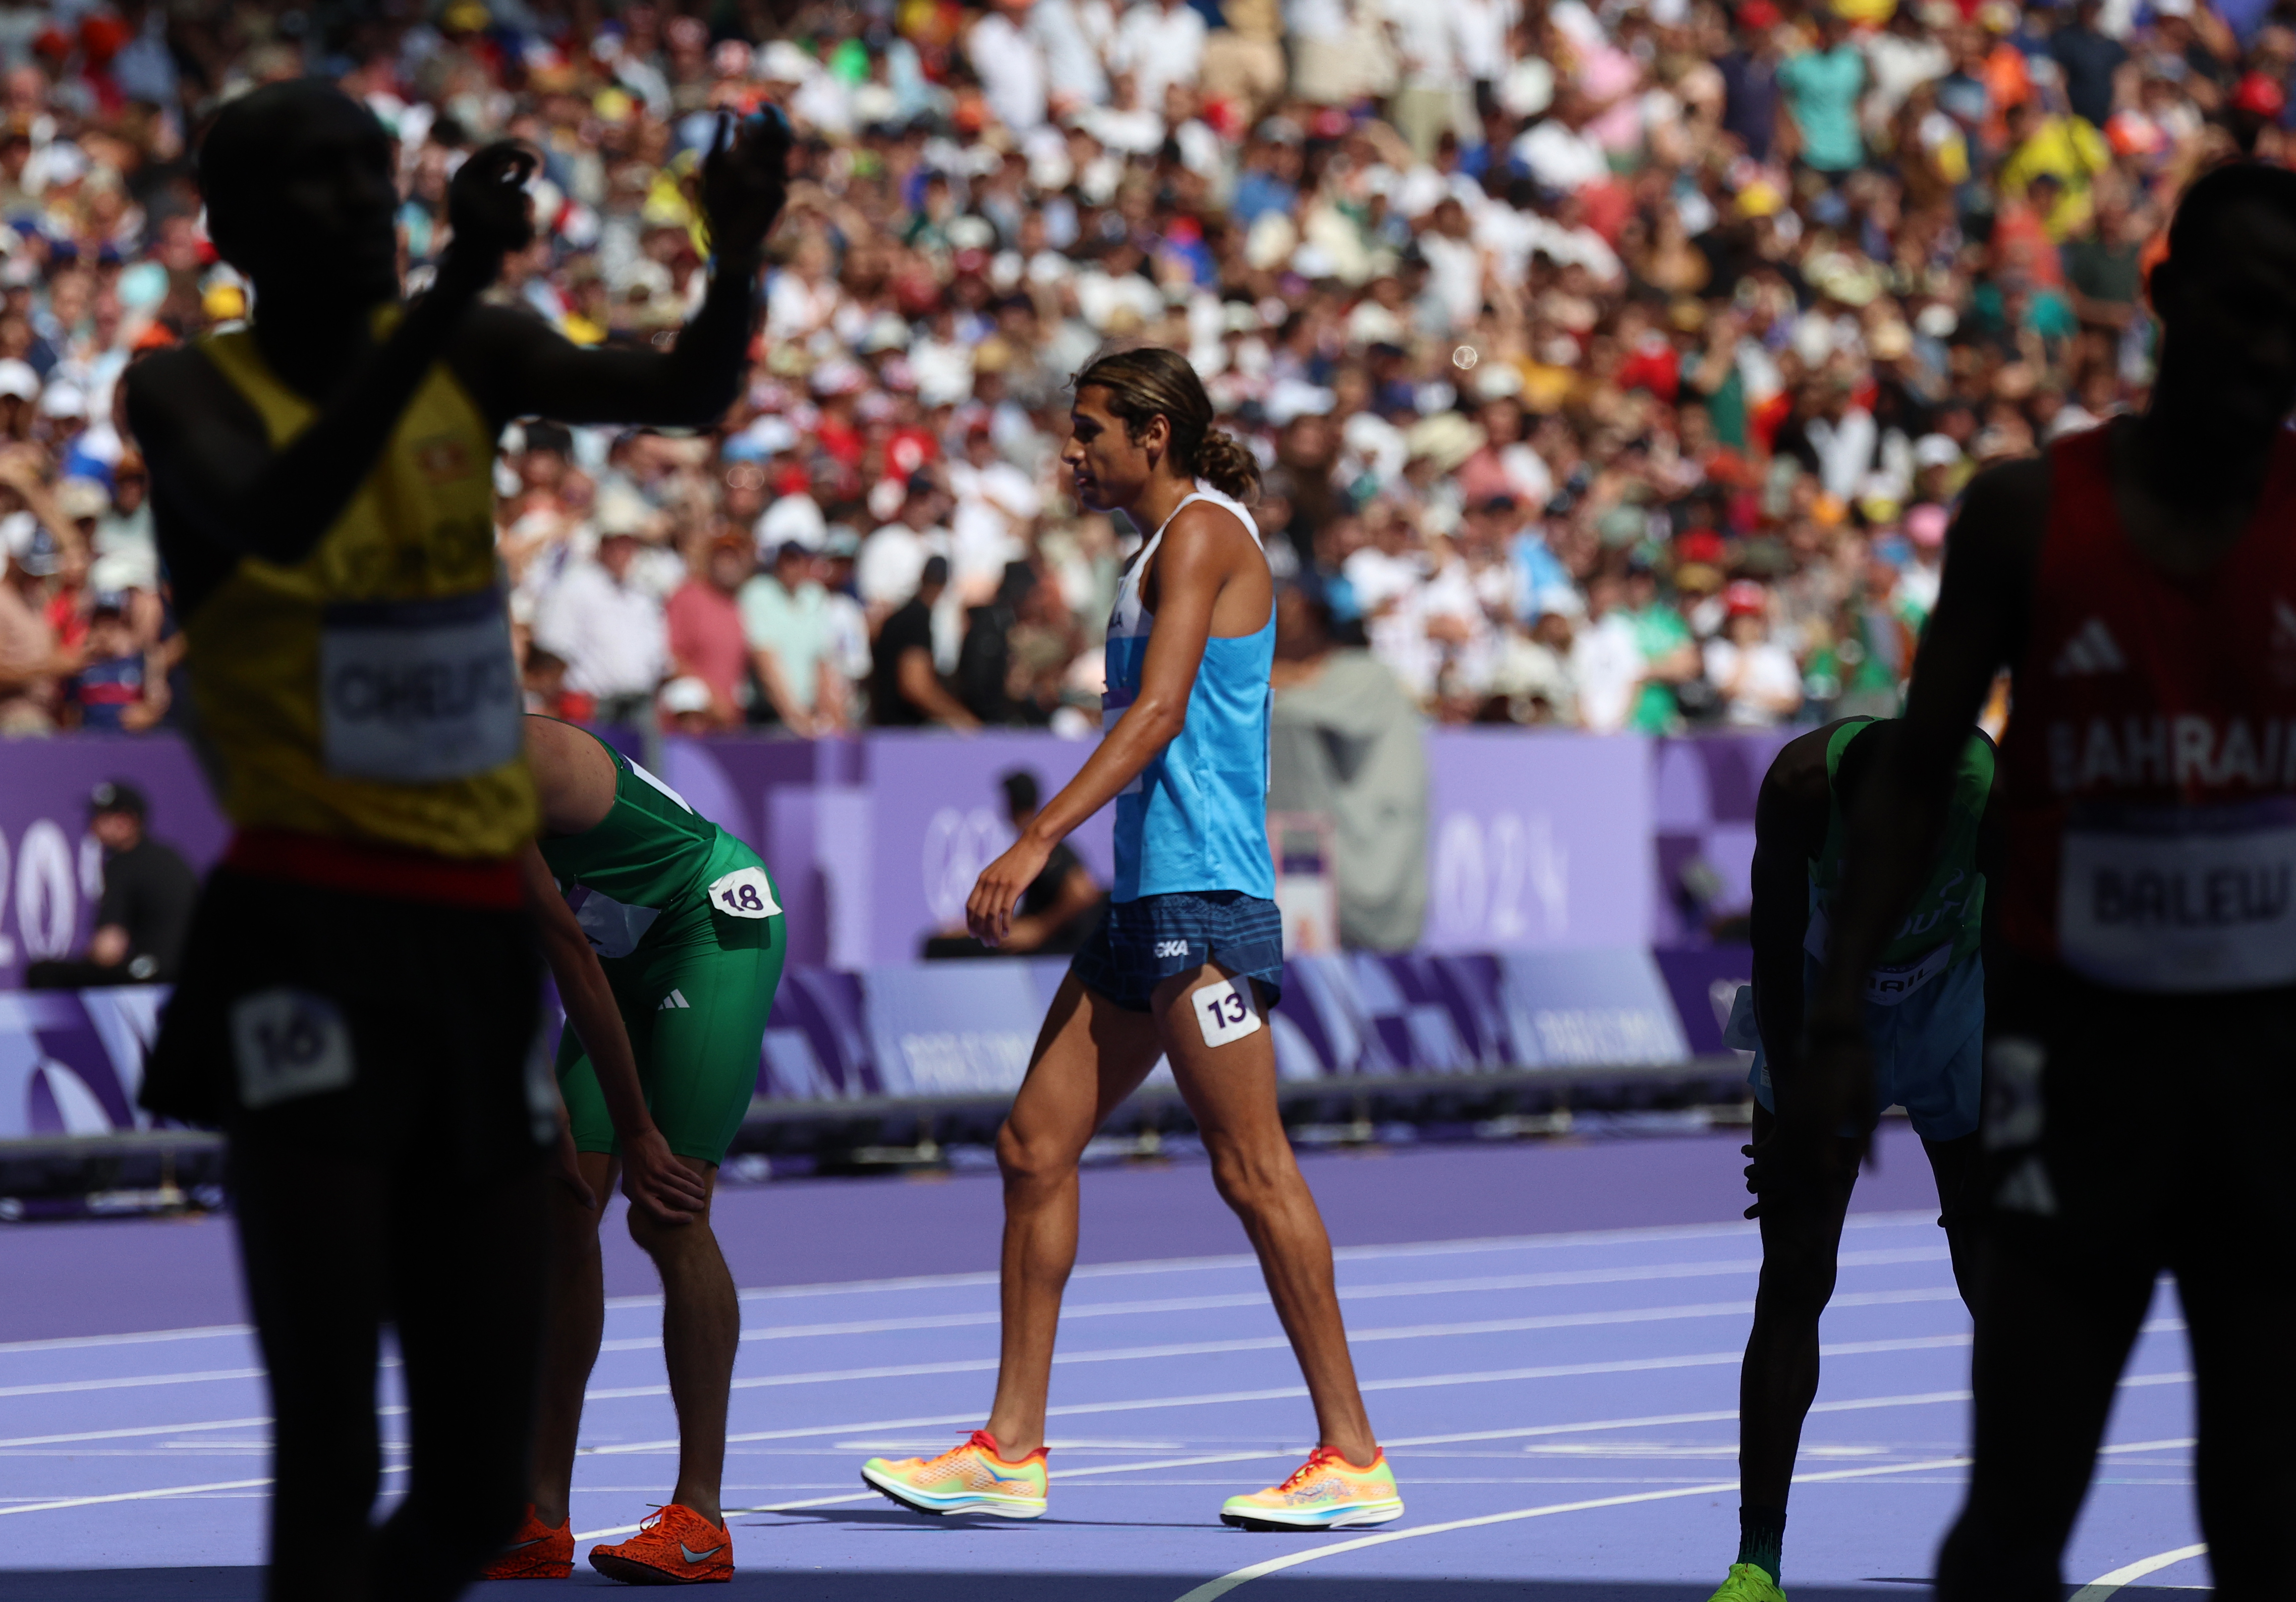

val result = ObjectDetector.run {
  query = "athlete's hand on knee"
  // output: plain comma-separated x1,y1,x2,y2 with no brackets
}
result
967,835,1054,945
621,1127,709,1223
1740,1137,1772,1219
700,106,792,264
441,140,539,288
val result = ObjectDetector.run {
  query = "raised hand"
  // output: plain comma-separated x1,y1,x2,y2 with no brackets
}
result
441,140,540,288
699,106,792,267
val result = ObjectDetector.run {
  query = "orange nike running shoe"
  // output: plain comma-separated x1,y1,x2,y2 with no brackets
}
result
480,1504,573,1580
587,1503,733,1585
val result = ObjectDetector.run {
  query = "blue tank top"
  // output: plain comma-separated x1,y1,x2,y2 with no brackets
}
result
1102,481,1276,903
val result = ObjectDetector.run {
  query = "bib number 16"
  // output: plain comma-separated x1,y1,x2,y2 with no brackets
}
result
708,866,781,920
1192,977,1262,1049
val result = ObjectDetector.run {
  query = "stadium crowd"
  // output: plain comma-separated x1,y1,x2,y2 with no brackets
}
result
0,0,2277,736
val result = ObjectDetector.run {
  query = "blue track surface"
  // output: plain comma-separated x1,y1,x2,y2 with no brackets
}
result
0,1136,2206,1599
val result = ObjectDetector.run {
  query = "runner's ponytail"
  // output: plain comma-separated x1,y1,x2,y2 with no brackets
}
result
1195,427,1262,505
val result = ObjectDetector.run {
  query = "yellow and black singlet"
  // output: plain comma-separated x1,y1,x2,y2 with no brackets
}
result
186,319,536,873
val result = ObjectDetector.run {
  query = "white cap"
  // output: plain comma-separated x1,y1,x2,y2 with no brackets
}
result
1912,433,1964,470
659,676,715,716
0,359,37,401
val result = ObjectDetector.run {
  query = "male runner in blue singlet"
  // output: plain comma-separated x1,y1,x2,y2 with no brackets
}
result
856,347,1401,1530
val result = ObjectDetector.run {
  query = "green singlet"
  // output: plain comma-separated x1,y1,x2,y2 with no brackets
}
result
1809,717,1993,986
538,727,786,1166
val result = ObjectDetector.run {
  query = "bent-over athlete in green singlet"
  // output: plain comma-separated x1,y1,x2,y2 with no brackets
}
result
490,715,785,1586
1705,717,1998,1602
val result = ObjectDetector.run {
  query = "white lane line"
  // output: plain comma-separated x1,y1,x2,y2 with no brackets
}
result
1169,1435,2198,1602
0,1324,254,1356
0,1416,272,1450
0,1477,274,1517
573,1385,1996,1544
598,1214,1944,1313
583,1291,1970,1402
0,1366,265,1399
586,1334,1995,1456
589,1249,1954,1354
2070,1543,2209,1599
0,1216,1948,1356
1172,1456,1966,1602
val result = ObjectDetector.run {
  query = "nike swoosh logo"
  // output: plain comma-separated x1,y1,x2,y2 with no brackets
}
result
504,1538,545,1551
679,1543,724,1564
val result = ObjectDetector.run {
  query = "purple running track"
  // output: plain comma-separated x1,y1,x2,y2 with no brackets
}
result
0,1128,2205,1598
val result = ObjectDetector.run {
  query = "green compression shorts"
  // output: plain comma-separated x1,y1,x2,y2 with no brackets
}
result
557,847,785,1167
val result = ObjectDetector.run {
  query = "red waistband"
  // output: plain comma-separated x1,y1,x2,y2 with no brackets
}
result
223,830,525,910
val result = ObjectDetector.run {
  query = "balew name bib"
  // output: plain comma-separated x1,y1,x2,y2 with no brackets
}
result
2059,799,2296,992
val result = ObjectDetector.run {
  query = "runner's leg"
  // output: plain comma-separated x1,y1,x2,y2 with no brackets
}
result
1153,964,1376,1465
1736,1102,1858,1520
376,1160,549,1600
1920,1129,1986,1317
627,910,785,1524
231,1140,386,1602
1933,1214,2156,1601
2172,1146,2296,1597
626,1158,733,1523
528,1151,617,1527
984,974,1164,1456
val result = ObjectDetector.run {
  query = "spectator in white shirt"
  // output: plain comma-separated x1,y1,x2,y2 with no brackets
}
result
1568,571,1645,734
1806,379,1878,503
857,473,953,626
1512,88,1610,194
970,0,1051,132
1113,0,1206,124
949,422,1043,601
764,232,842,342
1701,581,1804,728
1452,0,1520,95
1033,0,1113,114
1343,511,1436,698
532,529,670,725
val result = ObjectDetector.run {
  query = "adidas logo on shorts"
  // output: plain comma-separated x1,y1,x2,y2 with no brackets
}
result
657,989,691,1011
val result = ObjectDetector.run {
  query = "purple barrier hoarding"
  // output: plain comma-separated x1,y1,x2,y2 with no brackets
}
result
0,985,169,1137
0,728,1796,985
1422,730,1653,953
1651,732,1793,947
0,948,1709,1139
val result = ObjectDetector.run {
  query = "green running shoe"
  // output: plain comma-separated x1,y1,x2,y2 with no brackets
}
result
1706,1562,1788,1602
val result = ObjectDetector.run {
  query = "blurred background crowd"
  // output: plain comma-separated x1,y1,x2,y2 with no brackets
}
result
0,0,2274,738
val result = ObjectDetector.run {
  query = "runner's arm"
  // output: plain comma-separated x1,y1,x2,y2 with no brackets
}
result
1804,458,2044,1151
1748,727,1833,1099
452,113,788,431
965,506,1226,941
517,843,710,1222
123,144,536,569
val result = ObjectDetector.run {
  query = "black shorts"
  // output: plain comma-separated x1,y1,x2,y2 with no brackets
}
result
1069,889,1285,1013
1984,958,2296,1258
145,867,549,1179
